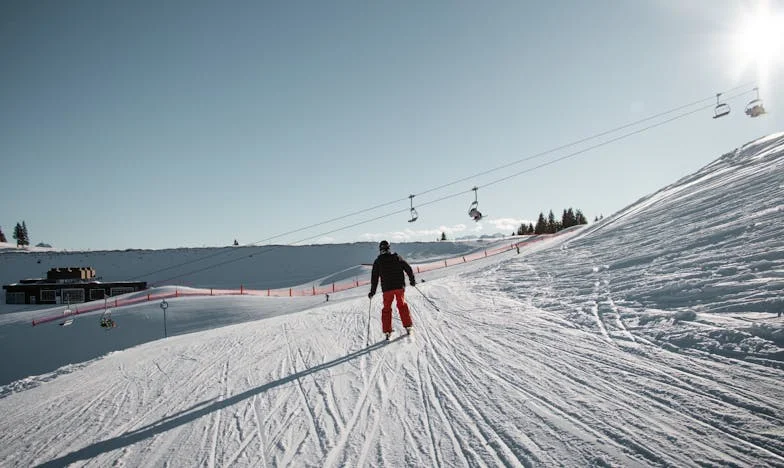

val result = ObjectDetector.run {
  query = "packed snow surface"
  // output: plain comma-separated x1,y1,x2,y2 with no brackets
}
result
1,133,783,467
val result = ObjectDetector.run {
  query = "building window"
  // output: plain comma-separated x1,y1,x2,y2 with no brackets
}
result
6,292,25,304
40,290,56,302
89,289,106,301
61,288,85,303
110,287,134,297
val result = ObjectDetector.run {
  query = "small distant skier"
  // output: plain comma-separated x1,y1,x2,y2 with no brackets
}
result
368,240,416,340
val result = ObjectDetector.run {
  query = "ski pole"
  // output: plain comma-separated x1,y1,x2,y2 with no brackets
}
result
366,298,372,346
413,285,440,311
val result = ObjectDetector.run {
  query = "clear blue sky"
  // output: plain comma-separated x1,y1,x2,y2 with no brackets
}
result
2,0,782,250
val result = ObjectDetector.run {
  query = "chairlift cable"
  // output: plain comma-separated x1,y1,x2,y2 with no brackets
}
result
152,90,759,286
137,85,758,286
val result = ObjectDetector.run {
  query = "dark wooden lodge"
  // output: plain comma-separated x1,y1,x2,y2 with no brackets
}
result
3,267,147,305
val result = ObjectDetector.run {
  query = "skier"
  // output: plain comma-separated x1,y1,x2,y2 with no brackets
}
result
368,240,416,340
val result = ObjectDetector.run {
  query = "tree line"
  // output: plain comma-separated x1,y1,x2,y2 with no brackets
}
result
0,221,31,247
516,208,588,235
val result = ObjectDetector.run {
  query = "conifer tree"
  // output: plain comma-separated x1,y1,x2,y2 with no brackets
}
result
563,208,576,228
575,210,588,225
534,213,547,234
0,226,6,243
440,232,447,241
547,210,559,233
527,223,534,234
21,221,30,246
13,223,23,247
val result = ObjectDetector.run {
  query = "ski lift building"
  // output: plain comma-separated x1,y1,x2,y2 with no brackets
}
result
3,267,147,305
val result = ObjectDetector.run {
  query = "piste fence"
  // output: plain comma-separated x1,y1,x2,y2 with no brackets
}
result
32,234,558,326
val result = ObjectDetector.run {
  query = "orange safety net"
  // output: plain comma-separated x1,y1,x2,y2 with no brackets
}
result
32,235,559,326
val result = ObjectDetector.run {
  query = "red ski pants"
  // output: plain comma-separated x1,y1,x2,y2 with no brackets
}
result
381,289,412,333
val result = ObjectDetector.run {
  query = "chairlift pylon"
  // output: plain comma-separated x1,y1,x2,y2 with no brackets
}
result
713,93,730,119
467,187,483,222
59,308,74,327
58,297,74,326
408,194,418,223
745,87,766,118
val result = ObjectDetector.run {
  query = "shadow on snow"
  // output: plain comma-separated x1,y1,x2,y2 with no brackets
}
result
37,337,404,467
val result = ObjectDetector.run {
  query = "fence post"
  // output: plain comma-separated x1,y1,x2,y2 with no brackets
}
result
289,288,292,297
444,260,448,267
332,283,335,292
240,284,244,295
267,289,270,296
463,256,466,263
211,288,213,296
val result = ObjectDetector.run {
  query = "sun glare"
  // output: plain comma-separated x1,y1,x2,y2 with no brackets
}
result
733,2,784,80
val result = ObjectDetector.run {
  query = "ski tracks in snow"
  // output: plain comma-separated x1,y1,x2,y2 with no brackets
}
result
5,252,783,467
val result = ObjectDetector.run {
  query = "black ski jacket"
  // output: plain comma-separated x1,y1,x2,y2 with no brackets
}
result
370,252,415,294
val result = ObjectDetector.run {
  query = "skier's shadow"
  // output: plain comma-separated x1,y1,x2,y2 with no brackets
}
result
37,338,402,468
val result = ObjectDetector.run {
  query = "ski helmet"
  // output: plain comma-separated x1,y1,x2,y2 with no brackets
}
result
379,240,390,252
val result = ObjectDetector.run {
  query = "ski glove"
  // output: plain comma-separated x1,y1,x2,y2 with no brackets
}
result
410,279,416,286
368,292,375,299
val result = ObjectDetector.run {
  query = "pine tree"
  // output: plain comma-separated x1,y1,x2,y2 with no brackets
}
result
527,223,534,234
13,222,23,247
440,232,447,241
563,208,576,228
547,210,559,233
575,210,588,225
534,213,547,234
21,221,30,246
0,226,6,243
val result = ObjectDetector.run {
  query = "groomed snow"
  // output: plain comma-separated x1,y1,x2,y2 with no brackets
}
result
0,133,783,467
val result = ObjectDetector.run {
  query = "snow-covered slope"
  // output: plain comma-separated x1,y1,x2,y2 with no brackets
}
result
531,132,784,362
0,240,502,302
0,134,783,467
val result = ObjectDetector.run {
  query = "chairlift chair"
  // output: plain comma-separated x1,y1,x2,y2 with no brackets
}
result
467,187,483,222
745,87,766,118
408,194,418,223
713,93,730,119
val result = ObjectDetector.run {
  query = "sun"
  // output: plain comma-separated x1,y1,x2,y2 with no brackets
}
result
732,1,784,80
